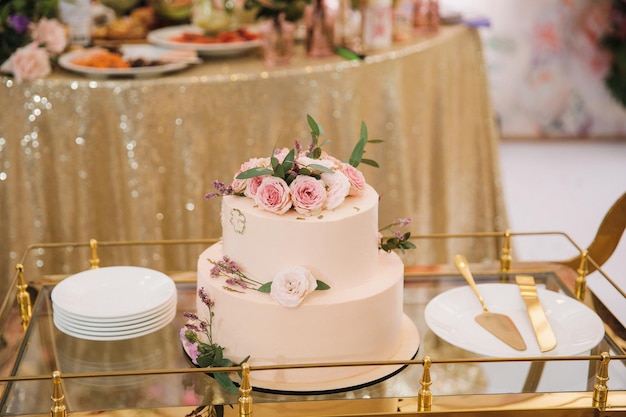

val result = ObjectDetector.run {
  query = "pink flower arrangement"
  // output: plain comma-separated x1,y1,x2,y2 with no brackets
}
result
205,115,381,216
1,17,67,81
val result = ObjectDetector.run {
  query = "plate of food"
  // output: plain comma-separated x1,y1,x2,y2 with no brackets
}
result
58,45,200,78
147,25,261,57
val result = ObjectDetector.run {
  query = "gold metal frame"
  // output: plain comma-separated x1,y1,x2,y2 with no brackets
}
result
1,228,625,417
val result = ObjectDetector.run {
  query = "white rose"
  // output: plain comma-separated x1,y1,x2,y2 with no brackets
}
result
270,266,318,307
321,171,351,210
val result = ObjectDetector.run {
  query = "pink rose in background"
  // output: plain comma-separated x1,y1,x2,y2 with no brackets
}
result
341,163,366,195
321,171,351,210
254,176,292,214
1,42,51,81
270,266,318,307
30,18,68,55
289,175,327,215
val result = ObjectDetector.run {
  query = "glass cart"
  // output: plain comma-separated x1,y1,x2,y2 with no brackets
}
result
1,225,625,417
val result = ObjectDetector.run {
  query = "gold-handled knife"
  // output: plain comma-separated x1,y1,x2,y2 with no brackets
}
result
515,275,557,352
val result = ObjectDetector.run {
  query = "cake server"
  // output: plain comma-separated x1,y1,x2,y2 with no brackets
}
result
515,274,557,352
453,254,527,351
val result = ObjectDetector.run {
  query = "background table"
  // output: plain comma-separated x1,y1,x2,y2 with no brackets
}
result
0,25,507,293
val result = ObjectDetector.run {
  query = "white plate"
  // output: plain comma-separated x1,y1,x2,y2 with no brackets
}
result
53,296,176,330
54,306,176,341
52,291,176,324
51,266,176,319
58,46,191,79
424,283,605,357
147,25,260,57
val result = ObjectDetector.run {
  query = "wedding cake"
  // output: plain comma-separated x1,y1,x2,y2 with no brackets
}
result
183,117,420,392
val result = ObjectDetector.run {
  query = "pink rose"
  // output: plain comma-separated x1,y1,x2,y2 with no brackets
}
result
289,175,327,215
233,157,268,194
243,175,266,198
254,176,292,214
270,266,318,307
2,42,51,81
30,18,68,55
321,171,351,210
341,163,366,195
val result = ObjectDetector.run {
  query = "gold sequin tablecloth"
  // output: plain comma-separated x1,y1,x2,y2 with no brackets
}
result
0,25,507,291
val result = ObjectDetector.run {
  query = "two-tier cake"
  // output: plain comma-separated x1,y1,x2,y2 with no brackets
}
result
183,117,420,392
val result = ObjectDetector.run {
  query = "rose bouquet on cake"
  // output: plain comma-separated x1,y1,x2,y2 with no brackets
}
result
205,114,379,216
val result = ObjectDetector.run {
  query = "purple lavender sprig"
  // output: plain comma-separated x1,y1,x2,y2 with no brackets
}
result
204,180,235,200
208,256,264,289
181,288,249,394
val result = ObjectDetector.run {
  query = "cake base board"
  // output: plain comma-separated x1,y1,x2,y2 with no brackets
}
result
183,314,420,395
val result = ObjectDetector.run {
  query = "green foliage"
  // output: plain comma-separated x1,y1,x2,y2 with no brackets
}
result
0,0,58,63
380,232,416,254
243,0,309,22
235,114,381,184
600,0,626,108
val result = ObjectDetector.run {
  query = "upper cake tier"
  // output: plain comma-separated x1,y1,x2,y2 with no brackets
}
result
220,184,380,291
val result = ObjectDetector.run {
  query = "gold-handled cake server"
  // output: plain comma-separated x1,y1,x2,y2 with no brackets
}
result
454,254,527,351
515,275,557,352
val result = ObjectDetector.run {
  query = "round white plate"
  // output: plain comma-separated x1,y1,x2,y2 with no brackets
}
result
424,283,605,357
52,292,177,324
52,266,176,319
58,46,190,78
147,25,260,57
54,306,176,341
53,297,176,331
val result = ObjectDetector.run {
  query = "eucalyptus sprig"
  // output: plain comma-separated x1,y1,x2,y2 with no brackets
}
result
235,114,382,185
379,218,416,253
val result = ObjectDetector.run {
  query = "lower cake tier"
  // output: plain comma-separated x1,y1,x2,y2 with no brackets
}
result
195,244,420,392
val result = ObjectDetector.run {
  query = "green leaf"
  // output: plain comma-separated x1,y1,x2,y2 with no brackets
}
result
273,163,285,179
348,122,368,167
315,280,330,290
310,147,322,159
306,163,334,173
307,114,322,138
197,352,216,368
282,148,295,172
402,241,417,249
214,372,240,394
368,139,384,144
236,167,273,179
299,167,311,176
257,282,272,293
359,158,380,168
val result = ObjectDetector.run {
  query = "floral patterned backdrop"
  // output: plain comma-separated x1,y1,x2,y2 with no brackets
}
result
442,0,626,138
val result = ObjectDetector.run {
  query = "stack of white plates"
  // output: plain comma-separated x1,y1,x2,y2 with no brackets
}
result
51,266,177,341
